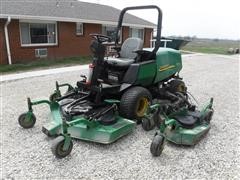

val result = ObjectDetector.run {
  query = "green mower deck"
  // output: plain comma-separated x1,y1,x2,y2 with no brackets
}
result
164,123,210,145
43,112,135,144
149,98,214,156
25,98,136,144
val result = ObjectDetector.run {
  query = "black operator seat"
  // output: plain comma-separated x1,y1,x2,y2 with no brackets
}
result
105,37,143,67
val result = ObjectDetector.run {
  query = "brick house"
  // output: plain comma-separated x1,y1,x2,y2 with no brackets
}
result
0,0,155,65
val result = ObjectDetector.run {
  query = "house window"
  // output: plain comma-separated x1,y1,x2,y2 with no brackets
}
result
129,28,144,40
102,25,122,43
20,22,57,46
30,24,48,43
76,22,83,35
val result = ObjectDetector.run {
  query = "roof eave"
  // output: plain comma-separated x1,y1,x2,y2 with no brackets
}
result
0,14,156,29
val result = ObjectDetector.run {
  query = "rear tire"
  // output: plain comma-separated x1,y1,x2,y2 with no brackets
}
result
120,87,152,120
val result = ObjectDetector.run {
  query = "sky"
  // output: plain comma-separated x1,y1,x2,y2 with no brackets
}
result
80,0,240,40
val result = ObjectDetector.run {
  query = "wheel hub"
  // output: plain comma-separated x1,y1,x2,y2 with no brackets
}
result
136,97,149,117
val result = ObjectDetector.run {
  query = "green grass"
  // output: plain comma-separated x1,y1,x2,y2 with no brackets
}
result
1,39,239,74
0,56,91,74
182,39,240,54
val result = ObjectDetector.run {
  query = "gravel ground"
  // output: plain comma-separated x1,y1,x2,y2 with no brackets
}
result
1,54,239,179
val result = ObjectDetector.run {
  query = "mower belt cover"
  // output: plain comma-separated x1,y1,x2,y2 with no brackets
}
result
173,111,201,129
41,102,135,144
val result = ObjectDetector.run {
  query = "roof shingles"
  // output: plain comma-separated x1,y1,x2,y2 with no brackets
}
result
0,0,155,27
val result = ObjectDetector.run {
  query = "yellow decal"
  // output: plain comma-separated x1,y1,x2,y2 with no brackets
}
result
159,65,175,72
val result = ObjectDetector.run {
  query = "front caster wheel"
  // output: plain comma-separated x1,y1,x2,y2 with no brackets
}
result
51,136,73,158
150,134,165,157
18,112,36,129
142,116,155,131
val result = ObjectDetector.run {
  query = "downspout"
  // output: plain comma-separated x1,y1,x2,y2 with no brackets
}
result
4,16,12,65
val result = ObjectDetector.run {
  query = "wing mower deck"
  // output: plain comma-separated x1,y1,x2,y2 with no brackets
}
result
19,96,136,158
41,100,135,144
146,98,214,156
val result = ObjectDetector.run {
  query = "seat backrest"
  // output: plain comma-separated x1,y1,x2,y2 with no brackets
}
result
120,38,143,59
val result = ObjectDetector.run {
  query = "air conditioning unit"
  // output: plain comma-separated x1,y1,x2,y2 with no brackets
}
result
35,48,47,58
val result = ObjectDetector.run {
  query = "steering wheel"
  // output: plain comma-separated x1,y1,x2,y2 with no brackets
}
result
90,33,112,43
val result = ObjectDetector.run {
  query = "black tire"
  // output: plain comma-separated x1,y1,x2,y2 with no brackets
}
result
150,134,165,157
142,116,155,131
204,109,214,123
18,112,36,129
120,87,152,120
49,93,60,102
51,136,73,158
168,79,186,93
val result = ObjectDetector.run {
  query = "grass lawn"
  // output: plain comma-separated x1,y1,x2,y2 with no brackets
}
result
0,56,91,74
182,39,240,54
1,39,239,74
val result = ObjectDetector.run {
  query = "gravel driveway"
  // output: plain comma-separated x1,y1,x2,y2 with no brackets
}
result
1,54,239,179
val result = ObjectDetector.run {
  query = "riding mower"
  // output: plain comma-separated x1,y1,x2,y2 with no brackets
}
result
18,5,214,158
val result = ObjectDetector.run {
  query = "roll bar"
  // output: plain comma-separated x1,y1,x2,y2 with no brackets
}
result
115,5,162,55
